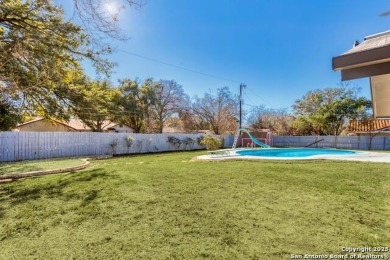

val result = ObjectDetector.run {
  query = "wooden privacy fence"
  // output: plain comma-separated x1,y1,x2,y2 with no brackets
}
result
272,135,390,151
3,132,388,162
0,132,213,162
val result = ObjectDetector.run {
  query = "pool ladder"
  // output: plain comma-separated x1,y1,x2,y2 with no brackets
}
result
232,130,240,149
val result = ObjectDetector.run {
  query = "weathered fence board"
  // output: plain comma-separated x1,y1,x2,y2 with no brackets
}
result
0,132,212,162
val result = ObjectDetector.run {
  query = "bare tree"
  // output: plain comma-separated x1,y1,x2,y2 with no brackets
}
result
148,80,189,133
72,0,146,40
247,106,295,136
192,87,238,135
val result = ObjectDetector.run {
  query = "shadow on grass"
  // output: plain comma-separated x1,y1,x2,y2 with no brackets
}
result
0,168,119,218
0,205,5,219
80,189,100,207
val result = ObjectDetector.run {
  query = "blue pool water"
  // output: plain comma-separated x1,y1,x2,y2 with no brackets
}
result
236,148,358,158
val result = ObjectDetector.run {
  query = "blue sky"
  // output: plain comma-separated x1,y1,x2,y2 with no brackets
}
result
61,0,390,111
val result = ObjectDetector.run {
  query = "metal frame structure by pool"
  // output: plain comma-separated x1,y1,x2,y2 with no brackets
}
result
197,148,390,163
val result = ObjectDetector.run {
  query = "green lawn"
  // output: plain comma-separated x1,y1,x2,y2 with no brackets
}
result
0,151,389,259
0,158,86,175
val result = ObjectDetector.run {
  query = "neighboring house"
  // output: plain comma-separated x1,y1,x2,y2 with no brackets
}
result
162,126,211,134
16,117,76,132
162,126,187,133
15,117,133,133
348,119,390,136
106,123,133,133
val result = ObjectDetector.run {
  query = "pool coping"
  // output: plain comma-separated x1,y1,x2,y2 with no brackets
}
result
194,148,390,163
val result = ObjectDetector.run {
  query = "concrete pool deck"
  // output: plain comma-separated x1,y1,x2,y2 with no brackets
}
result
195,149,390,163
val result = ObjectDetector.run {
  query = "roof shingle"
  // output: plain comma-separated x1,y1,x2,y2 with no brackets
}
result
348,119,390,132
343,30,390,56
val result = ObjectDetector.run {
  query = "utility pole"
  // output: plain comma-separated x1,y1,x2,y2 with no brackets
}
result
239,83,246,130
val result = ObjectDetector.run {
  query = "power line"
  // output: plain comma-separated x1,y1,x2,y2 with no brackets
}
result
244,87,270,107
243,103,258,108
117,49,240,84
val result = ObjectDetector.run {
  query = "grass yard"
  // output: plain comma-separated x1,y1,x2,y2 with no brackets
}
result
0,151,389,259
0,158,86,175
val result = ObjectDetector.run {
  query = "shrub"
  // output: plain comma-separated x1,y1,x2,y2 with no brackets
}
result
182,137,196,149
167,136,182,148
200,134,222,150
136,140,143,152
125,136,134,148
197,136,204,146
110,138,119,154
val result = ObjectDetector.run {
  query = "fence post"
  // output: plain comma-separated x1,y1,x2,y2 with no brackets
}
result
358,135,360,150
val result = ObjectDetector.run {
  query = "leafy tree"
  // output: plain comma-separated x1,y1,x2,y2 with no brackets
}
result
0,0,146,123
113,78,152,133
0,92,22,131
0,0,113,119
192,87,238,135
290,116,316,136
292,85,372,135
71,80,117,132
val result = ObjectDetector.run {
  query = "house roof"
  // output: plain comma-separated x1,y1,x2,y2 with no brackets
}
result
343,31,390,55
16,117,78,130
162,126,187,133
16,117,45,127
17,117,123,131
65,118,118,131
332,30,390,80
348,119,390,132
332,30,390,118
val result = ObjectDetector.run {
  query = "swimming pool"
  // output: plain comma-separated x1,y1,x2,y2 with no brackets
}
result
196,148,390,162
236,148,359,158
